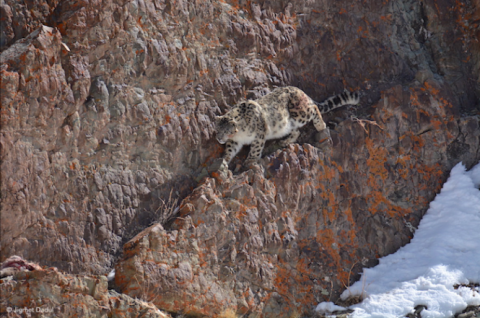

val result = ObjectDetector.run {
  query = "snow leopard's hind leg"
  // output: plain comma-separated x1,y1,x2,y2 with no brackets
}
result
311,104,332,146
312,106,327,132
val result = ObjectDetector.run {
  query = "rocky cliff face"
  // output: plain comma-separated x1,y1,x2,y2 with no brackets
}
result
0,261,170,318
1,0,479,317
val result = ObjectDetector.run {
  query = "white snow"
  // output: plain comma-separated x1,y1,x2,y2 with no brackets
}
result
315,302,347,315
107,269,115,281
326,162,480,318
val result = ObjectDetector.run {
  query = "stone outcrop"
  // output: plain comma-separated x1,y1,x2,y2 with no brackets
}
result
1,0,479,316
0,265,169,318
114,82,479,317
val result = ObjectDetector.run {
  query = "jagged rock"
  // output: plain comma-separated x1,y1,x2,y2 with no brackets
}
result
1,0,479,316
0,255,43,278
114,82,479,316
0,264,169,318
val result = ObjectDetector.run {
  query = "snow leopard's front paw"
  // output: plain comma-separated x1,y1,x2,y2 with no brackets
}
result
244,158,258,167
236,158,261,173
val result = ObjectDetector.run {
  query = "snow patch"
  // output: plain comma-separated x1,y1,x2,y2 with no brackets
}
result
107,269,115,281
315,302,346,314
335,162,480,318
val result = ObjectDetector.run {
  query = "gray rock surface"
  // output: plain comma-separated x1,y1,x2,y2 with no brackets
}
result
0,265,169,318
1,0,479,316
114,82,479,316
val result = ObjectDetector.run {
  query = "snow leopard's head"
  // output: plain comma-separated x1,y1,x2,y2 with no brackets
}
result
215,115,238,144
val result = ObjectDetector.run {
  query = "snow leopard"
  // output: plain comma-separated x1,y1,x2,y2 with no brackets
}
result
215,86,360,164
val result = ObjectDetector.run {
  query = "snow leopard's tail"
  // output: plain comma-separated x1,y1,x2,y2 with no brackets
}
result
315,89,360,114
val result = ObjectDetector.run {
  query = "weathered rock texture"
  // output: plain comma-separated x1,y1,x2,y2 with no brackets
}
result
114,82,479,317
1,0,479,316
0,266,169,318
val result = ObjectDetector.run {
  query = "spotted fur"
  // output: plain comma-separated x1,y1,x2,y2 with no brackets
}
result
215,86,360,164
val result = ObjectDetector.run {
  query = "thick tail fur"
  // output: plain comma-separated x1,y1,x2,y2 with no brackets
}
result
315,89,360,114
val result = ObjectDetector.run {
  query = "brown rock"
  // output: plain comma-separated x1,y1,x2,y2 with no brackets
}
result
0,0,479,316
115,83,479,316
0,265,169,318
